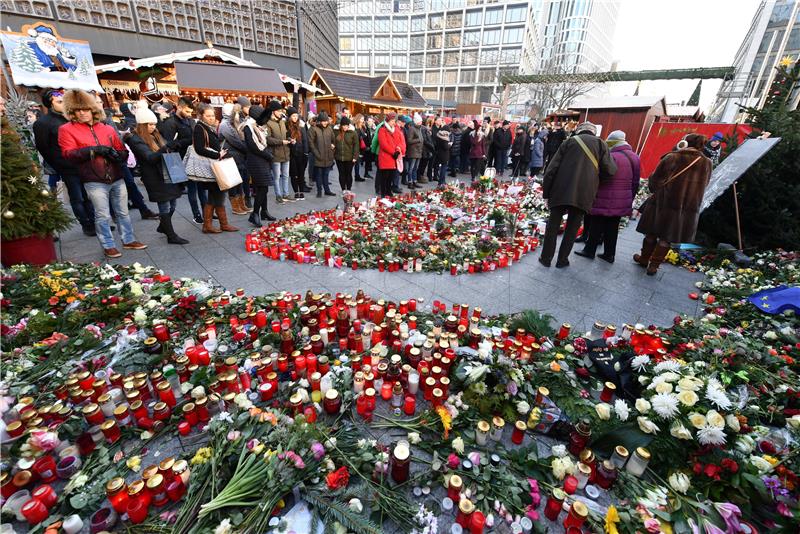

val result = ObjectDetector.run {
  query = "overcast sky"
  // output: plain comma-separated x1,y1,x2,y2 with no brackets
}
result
607,0,761,111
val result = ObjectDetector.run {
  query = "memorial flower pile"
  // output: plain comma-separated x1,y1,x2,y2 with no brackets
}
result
0,252,797,533
245,183,547,274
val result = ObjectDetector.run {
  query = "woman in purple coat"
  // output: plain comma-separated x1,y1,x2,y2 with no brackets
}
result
575,130,640,263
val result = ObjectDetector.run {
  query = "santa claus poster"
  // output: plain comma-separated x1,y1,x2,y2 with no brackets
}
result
0,22,102,91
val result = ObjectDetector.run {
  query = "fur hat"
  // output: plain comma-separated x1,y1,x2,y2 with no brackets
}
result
266,99,283,114
62,89,104,122
135,108,158,125
575,121,597,135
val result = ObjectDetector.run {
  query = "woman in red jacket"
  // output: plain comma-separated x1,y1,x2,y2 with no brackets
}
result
59,89,147,258
376,112,406,198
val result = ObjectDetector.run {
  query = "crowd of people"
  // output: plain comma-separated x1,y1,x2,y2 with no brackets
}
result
25,87,717,273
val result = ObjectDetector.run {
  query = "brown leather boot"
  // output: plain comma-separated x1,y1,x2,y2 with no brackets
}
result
647,242,671,276
230,195,250,215
202,205,221,233
215,206,239,232
633,235,657,267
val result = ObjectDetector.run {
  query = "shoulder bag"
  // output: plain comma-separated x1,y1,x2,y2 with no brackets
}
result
162,150,188,184
572,135,598,171
184,125,215,182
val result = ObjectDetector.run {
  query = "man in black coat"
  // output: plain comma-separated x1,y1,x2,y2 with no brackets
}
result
33,89,96,236
493,120,512,176
543,123,567,170
157,96,207,224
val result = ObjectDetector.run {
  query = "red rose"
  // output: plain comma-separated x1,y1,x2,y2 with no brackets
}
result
704,464,721,479
326,466,350,490
721,458,739,473
575,367,590,379
693,463,703,475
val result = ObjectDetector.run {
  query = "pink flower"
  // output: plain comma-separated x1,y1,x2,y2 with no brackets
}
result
525,507,540,521
311,442,325,460
29,430,60,451
448,453,460,469
777,502,793,518
644,518,661,533
468,451,481,465
580,389,590,399
713,502,742,533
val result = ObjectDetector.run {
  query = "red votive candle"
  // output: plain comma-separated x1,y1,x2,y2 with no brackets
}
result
127,498,148,524
32,484,57,509
21,498,49,525
563,474,579,494
403,395,416,416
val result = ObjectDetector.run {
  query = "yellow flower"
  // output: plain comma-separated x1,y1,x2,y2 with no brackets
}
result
764,455,779,466
435,405,452,439
550,361,561,372
191,447,213,465
605,505,620,534
126,455,142,472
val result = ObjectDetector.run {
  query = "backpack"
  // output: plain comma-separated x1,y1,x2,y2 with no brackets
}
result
371,122,384,155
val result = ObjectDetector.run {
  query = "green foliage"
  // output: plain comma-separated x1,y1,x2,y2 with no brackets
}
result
508,309,556,339
698,61,800,251
1,117,73,240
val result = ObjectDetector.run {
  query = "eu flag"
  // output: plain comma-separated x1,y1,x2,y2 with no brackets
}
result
748,285,800,315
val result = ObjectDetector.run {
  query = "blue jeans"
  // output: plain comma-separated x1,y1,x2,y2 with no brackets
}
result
52,174,95,229
406,158,420,184
84,180,136,249
186,181,208,217
157,199,177,215
448,154,460,175
272,161,290,198
495,148,508,174
438,161,448,185
313,166,332,193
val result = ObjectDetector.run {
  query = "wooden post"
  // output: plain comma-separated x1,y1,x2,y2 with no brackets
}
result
732,183,744,251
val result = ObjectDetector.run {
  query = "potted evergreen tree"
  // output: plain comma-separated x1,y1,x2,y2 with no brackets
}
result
1,116,73,266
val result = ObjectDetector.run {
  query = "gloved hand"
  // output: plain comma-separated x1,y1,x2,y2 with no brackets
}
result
110,148,129,162
92,145,113,157
392,149,400,160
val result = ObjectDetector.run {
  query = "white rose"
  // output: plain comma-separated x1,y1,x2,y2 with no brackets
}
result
637,416,660,434
725,414,741,432
551,444,567,458
407,432,421,445
706,410,725,428
635,398,651,414
655,381,674,394
348,498,363,513
670,421,693,440
688,412,707,429
764,331,778,341
595,403,612,420
749,455,772,474
517,400,531,415
787,415,800,429
191,386,206,399
668,472,690,494
660,372,680,383
452,437,465,454
735,435,756,454
677,390,699,407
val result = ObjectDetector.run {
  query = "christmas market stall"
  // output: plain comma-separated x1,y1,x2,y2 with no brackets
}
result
308,67,428,118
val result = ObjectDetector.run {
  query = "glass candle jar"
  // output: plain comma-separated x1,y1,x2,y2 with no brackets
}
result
128,479,151,509
153,402,171,422
391,442,411,483
595,460,618,490
289,393,303,416
625,447,651,477
195,396,210,422
82,403,104,426
447,474,463,502
570,462,588,490
476,420,490,446
113,404,131,426
567,420,592,456
563,474,579,495
32,484,57,509
33,455,57,483
324,389,341,415
166,478,186,502
100,419,121,444
535,386,550,405
469,510,486,534
407,372,419,394
490,416,505,441
183,403,198,426
610,446,629,469
126,497,148,524
511,420,526,444
455,499,475,529
173,460,191,486
558,323,571,340
599,382,617,403
563,501,589,530
431,388,444,409
403,395,416,416
544,488,566,521
146,474,169,507
106,477,129,514
21,498,49,525
365,388,376,411
158,457,175,484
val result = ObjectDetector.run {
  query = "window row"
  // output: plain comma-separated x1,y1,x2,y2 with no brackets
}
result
339,48,521,69
339,4,527,33
339,26,525,50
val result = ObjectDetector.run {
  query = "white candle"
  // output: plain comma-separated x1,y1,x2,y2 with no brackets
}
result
408,372,419,394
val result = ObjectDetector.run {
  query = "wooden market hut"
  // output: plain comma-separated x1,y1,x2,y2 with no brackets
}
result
568,95,667,153
307,68,427,118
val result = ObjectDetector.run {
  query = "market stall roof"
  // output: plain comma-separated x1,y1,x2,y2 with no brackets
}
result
569,95,667,112
279,73,322,94
174,61,286,96
309,68,427,110
95,47,257,73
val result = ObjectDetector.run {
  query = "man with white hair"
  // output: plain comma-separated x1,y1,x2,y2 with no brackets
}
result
539,121,617,269
26,24,76,72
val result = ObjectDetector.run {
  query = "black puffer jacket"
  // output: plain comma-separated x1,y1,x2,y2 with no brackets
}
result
243,121,274,187
33,110,77,175
450,124,463,156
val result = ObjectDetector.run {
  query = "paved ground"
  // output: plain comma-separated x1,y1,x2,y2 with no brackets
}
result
56,171,702,332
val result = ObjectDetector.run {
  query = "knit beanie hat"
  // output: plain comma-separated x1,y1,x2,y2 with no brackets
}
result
135,108,158,124
413,113,422,125
607,130,626,141
340,116,351,126
711,132,724,142
575,121,597,135
286,106,299,117
236,96,251,108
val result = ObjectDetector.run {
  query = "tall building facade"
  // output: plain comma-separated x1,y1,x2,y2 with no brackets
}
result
0,0,339,76
710,0,800,122
337,0,618,113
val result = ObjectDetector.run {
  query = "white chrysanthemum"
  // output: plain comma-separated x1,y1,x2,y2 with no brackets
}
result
614,399,630,421
658,371,681,383
551,444,567,458
696,424,727,446
637,416,660,434
651,392,680,419
632,355,650,371
653,360,682,374
705,378,732,410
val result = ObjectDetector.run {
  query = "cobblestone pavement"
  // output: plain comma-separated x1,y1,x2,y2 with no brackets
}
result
56,171,701,331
